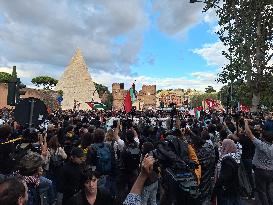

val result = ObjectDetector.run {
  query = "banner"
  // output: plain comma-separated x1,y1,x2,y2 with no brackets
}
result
240,104,250,113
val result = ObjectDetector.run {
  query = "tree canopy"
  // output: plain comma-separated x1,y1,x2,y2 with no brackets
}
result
219,81,273,109
94,82,110,96
0,72,12,83
205,86,216,93
204,0,273,111
191,92,218,107
94,82,112,110
31,76,58,90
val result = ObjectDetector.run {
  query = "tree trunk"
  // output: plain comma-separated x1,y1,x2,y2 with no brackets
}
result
251,8,262,113
251,91,260,112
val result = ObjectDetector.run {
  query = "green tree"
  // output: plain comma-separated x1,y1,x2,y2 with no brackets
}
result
105,93,113,110
157,89,163,94
204,0,273,112
205,86,216,93
31,76,58,90
94,82,110,97
218,82,252,108
94,82,113,110
0,72,12,83
191,92,218,107
219,82,273,110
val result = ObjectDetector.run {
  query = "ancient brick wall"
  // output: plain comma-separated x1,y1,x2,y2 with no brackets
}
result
112,83,157,111
112,83,126,111
141,85,156,109
0,84,11,109
0,83,58,110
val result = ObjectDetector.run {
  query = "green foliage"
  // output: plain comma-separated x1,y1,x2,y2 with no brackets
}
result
94,82,110,96
218,82,252,108
57,90,63,96
157,89,163,94
218,81,273,108
105,93,113,110
0,72,12,83
204,0,273,111
191,92,218,107
31,76,58,90
205,86,216,93
93,82,112,110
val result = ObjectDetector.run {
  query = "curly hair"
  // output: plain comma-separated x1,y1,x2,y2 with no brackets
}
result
0,177,26,205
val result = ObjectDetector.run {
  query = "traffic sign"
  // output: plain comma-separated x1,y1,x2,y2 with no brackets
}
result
57,95,63,105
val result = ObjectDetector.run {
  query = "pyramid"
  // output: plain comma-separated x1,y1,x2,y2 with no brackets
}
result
55,49,100,110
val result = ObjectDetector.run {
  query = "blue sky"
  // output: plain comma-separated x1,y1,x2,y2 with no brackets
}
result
133,20,219,78
0,0,228,92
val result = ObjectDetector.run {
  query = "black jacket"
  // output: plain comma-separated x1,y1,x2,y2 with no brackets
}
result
214,156,240,198
59,161,84,203
69,189,113,205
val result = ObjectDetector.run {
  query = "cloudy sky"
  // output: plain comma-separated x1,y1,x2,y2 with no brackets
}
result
0,0,227,92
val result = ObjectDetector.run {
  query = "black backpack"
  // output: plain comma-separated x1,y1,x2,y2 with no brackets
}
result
123,143,141,171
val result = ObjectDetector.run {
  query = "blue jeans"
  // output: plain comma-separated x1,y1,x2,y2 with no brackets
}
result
39,176,55,205
141,181,158,205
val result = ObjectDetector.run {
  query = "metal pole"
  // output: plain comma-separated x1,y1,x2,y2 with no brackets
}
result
29,99,35,129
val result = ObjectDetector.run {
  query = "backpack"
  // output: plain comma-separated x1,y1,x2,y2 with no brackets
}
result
91,143,112,174
49,148,64,171
123,143,141,171
165,167,200,199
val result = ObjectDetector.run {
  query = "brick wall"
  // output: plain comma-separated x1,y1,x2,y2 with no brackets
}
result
112,83,126,111
0,83,58,110
112,83,157,111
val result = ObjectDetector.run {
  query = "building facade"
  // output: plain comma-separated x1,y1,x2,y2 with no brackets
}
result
112,84,157,111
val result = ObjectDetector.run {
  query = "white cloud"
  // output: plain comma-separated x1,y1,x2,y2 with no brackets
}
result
192,41,228,66
1,65,222,92
92,71,222,92
203,9,217,24
0,66,35,78
0,0,148,74
191,72,217,81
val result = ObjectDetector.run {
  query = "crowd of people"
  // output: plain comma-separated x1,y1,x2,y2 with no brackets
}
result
0,108,272,205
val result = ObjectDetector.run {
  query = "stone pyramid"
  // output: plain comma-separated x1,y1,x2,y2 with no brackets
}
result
55,48,100,110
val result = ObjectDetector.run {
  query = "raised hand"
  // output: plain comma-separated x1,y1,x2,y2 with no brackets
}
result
140,154,155,176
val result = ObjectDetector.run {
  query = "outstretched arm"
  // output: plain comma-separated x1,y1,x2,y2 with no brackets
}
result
123,154,155,205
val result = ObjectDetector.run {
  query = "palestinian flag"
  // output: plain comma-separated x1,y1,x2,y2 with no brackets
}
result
86,102,106,110
194,106,203,119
